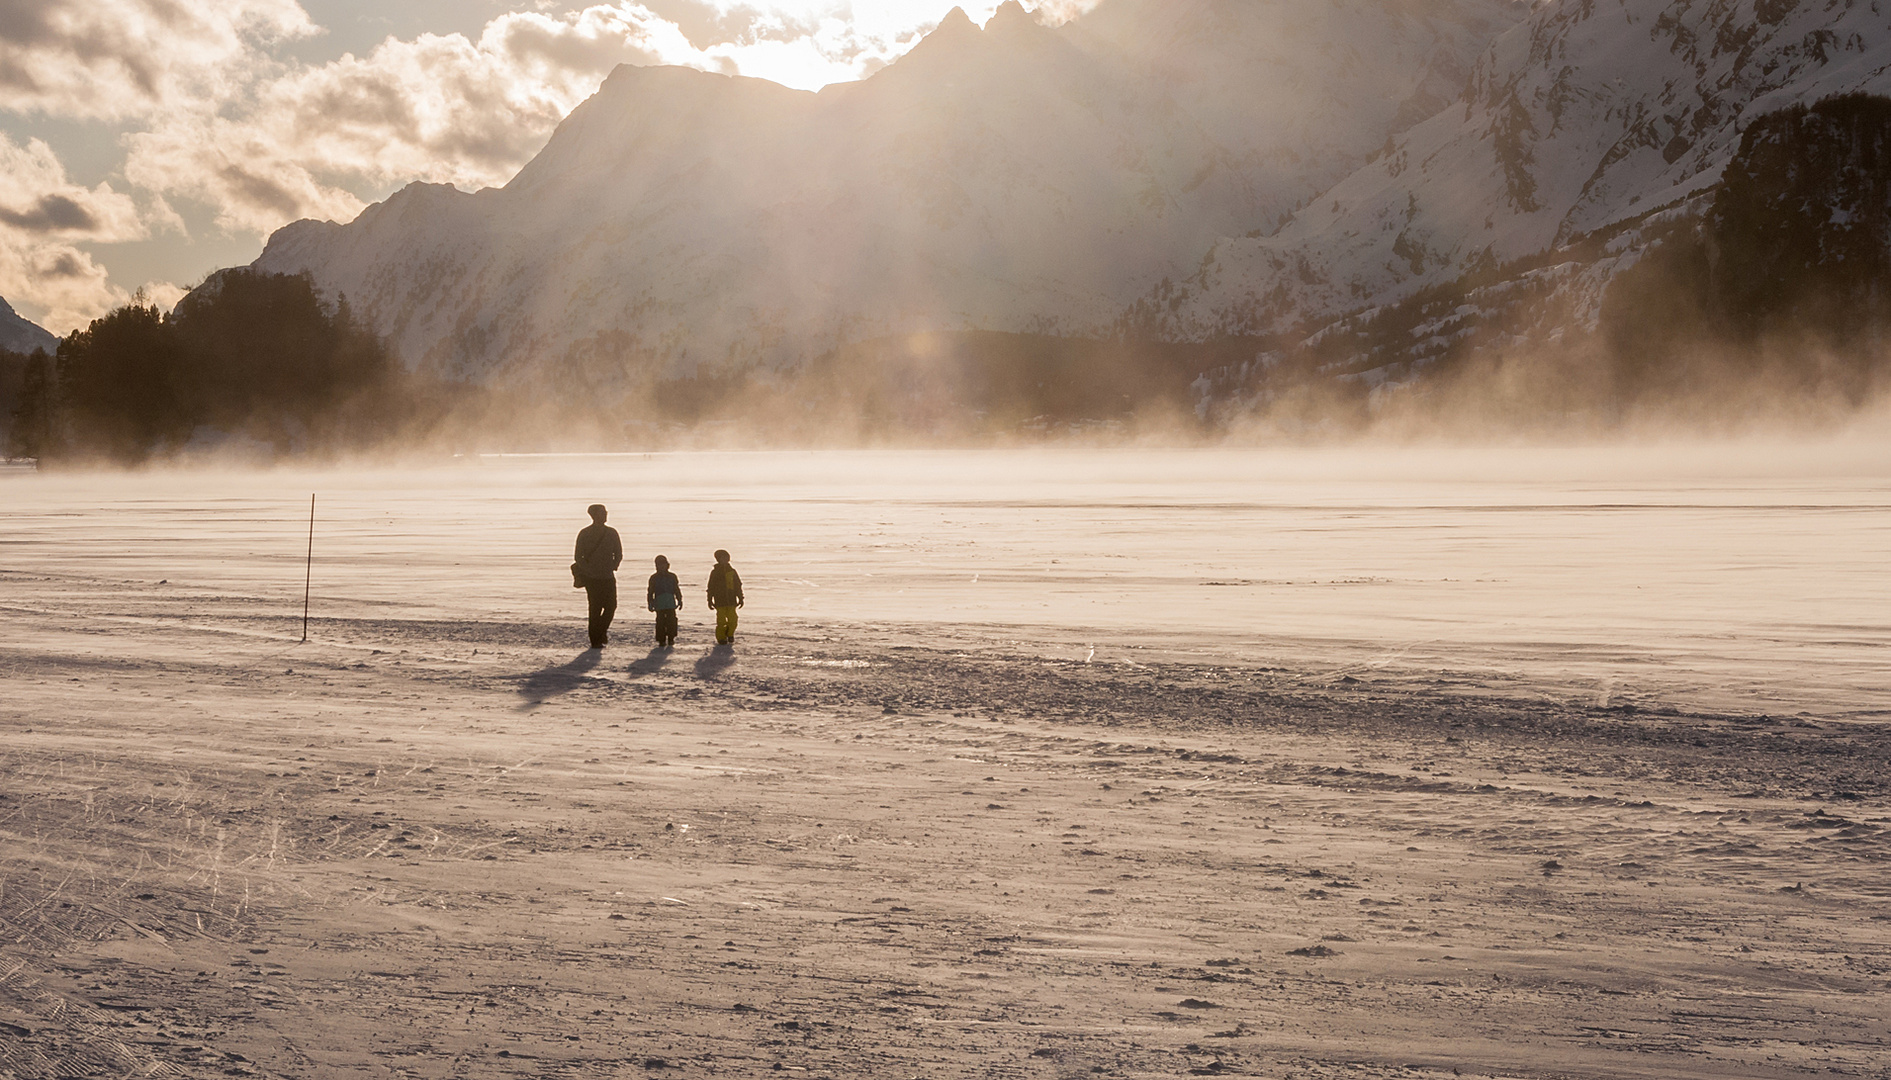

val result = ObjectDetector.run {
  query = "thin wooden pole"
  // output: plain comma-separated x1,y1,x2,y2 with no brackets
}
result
301,493,314,642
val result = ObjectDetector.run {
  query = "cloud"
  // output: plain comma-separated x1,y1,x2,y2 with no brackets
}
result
1026,0,1098,24
0,0,315,121
0,132,167,332
124,118,370,236
0,241,180,334
0,135,147,240
134,279,188,312
0,237,114,335
122,5,707,233
0,193,96,232
639,0,823,50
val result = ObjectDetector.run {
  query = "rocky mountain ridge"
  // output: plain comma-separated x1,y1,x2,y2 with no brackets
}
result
249,0,1891,426
1197,92,1891,432
253,0,1522,388
1149,0,1891,340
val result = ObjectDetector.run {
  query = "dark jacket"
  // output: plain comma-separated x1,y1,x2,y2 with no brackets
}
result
648,570,681,611
574,523,622,582
706,563,743,607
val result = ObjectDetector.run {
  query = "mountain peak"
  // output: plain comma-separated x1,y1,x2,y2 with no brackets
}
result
888,5,989,73
986,1,1040,33
245,0,1570,383
937,7,977,34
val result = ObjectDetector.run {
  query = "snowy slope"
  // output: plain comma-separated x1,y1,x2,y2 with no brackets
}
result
0,297,57,355
1153,0,1891,339
254,0,1520,386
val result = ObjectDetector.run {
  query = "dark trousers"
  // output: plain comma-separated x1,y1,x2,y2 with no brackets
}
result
584,579,617,647
654,610,678,646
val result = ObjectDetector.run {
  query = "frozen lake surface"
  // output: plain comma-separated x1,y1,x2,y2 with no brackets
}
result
5,444,1888,720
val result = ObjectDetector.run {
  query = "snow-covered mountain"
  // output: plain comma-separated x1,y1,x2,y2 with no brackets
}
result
251,0,1891,401
1152,0,1891,339
253,0,1521,386
0,297,57,355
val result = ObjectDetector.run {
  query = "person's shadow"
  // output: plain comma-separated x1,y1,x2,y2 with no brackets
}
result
627,648,672,677
693,643,736,679
517,650,603,709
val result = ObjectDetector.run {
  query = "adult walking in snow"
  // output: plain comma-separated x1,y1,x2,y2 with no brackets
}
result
573,504,622,649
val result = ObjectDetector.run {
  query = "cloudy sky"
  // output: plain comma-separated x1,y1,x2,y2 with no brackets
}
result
0,0,1096,335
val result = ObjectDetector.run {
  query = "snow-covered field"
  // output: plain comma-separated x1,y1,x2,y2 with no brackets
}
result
7,444,1888,719
3,445,1889,1078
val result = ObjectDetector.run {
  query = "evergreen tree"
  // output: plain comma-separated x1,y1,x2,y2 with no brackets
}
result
5,349,54,459
1709,93,1891,345
35,270,406,462
56,303,188,462
169,270,399,451
1598,93,1891,405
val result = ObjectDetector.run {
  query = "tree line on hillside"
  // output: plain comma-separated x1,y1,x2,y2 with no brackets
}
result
5,271,436,464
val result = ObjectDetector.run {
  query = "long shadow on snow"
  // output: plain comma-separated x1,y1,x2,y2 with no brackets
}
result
694,643,736,680
627,648,672,677
517,649,603,708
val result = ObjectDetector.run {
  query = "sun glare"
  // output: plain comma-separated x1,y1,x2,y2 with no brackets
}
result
652,2,1092,91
